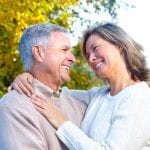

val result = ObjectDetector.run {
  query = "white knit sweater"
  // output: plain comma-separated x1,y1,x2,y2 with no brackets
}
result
56,82,150,150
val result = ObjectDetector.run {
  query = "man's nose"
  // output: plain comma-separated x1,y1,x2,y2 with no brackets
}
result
69,52,76,63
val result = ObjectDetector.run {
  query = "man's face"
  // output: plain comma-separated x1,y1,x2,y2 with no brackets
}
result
41,31,76,87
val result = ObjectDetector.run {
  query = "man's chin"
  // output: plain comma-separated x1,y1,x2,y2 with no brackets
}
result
60,76,70,85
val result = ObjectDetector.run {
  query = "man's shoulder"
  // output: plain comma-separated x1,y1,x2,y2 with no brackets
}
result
0,90,31,108
0,90,40,122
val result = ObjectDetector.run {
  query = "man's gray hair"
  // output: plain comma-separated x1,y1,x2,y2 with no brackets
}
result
19,23,67,71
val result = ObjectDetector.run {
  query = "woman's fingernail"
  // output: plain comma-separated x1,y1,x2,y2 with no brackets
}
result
27,93,31,97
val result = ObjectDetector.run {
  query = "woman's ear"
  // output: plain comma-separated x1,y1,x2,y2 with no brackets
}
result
32,45,45,62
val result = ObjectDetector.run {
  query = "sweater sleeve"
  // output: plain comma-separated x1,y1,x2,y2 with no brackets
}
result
0,105,46,150
62,86,103,105
56,92,150,150
56,121,107,150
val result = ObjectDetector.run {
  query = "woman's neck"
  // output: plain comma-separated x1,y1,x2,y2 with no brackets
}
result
109,77,137,96
107,70,140,96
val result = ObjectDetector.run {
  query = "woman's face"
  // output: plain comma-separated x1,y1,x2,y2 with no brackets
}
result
85,34,124,79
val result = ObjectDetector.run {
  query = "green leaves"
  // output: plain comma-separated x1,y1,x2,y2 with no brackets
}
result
0,0,77,96
0,0,122,96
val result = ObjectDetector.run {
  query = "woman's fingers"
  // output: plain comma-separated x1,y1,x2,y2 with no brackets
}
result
7,84,14,92
30,95,48,109
16,73,34,96
33,105,47,116
30,94,68,129
35,94,47,101
8,82,23,94
8,73,34,96
27,73,34,84
16,80,32,96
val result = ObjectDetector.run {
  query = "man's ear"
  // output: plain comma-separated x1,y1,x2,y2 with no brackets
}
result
32,45,44,62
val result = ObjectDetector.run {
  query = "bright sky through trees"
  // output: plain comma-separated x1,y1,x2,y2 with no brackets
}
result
117,0,150,67
71,0,150,67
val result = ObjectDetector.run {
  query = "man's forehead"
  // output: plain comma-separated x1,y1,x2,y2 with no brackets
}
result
50,31,68,36
48,31,72,48
50,31,70,41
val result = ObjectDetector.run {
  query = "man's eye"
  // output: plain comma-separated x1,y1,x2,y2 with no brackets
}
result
62,49,67,52
93,46,98,50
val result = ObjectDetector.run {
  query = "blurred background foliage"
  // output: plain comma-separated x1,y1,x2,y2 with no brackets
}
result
0,0,130,97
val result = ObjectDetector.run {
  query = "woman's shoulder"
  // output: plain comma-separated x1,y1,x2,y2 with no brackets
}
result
119,81,150,108
129,81,150,96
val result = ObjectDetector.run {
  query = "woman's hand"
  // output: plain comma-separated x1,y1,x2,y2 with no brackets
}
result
8,72,34,96
31,94,68,129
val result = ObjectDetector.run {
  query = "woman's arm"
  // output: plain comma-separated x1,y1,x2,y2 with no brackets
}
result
62,87,99,105
8,72,101,105
30,94,68,129
56,94,150,150
30,94,117,150
31,93,150,150
8,72,34,96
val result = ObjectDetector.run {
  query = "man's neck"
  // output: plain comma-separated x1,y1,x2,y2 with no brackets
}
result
31,72,60,92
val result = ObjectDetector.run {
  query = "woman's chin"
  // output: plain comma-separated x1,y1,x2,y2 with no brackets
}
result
96,71,106,79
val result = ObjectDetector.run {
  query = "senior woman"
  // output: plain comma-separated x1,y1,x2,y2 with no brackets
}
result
9,22,150,150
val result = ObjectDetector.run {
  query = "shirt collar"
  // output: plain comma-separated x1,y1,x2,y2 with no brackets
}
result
32,78,61,98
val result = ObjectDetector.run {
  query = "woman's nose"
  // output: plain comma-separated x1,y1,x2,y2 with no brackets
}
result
88,54,96,63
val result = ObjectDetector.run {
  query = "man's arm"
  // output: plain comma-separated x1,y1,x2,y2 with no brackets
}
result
0,104,47,150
